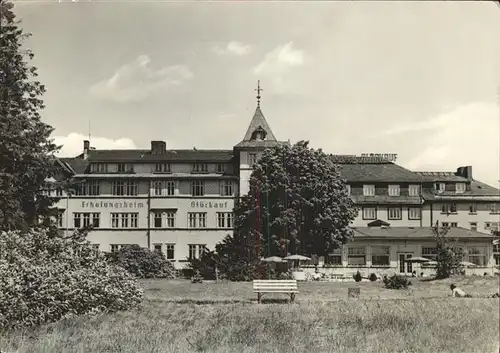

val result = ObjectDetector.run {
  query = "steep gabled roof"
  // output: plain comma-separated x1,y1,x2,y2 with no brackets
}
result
241,106,277,142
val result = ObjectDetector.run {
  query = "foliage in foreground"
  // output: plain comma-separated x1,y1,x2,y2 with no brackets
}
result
383,274,412,289
0,228,143,329
105,244,175,279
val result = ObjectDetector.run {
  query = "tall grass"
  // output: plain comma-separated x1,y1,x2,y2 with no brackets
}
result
1,298,498,353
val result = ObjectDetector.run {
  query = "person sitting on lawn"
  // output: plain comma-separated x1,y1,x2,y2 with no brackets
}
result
450,284,472,298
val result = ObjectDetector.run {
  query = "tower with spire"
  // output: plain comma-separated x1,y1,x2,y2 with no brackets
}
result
234,81,282,196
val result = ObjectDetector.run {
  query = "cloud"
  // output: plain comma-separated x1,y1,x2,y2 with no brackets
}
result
403,102,499,187
53,133,137,157
213,41,252,56
89,55,193,103
253,42,305,93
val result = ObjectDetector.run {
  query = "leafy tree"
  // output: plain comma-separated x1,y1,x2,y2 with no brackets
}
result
0,0,60,232
238,140,358,258
433,224,464,279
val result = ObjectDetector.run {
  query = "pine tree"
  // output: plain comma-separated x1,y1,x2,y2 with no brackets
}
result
0,0,59,231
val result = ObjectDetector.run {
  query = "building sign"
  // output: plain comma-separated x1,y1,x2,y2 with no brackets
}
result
81,201,145,209
190,201,229,209
360,153,398,162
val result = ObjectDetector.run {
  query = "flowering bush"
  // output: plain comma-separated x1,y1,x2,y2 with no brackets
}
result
105,244,175,279
0,228,143,329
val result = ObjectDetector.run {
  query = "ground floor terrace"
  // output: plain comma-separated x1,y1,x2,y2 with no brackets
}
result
291,227,500,278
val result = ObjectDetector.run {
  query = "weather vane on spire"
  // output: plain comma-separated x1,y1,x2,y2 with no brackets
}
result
255,80,263,107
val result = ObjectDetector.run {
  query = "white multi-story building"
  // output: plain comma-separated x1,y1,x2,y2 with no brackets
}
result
49,93,500,274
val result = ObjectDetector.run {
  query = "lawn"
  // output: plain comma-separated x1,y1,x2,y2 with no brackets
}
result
1,276,499,353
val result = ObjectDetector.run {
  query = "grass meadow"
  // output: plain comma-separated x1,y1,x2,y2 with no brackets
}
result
1,276,499,353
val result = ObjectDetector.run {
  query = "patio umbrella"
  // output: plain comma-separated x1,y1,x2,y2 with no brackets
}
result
405,256,432,263
261,256,286,263
284,255,312,261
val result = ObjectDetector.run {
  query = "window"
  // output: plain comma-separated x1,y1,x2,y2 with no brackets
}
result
388,185,400,196
485,222,500,232
111,213,139,228
153,181,162,196
388,207,402,220
371,246,390,266
217,164,225,173
220,181,234,196
112,180,138,196
75,180,100,196
450,222,458,228
130,213,138,228
422,247,438,261
470,222,477,232
117,163,134,173
154,212,162,228
362,207,376,220
347,247,366,266
441,222,449,227
467,247,487,266
57,211,64,227
248,153,257,167
435,183,445,193
73,213,82,228
326,248,342,266
166,211,176,228
191,180,205,196
188,244,206,260
363,185,375,196
153,244,162,252
111,213,119,228
188,213,207,228
217,212,234,228
92,213,100,228
166,244,175,260
155,163,171,173
494,244,500,266
55,188,63,197
490,203,499,213
111,245,120,253
441,204,457,213
469,204,477,214
408,184,420,196
408,207,421,220
166,181,175,196
91,244,100,256
192,163,208,173
455,183,466,193
90,163,108,173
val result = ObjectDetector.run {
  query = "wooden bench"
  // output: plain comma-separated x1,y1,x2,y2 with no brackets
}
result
253,280,299,303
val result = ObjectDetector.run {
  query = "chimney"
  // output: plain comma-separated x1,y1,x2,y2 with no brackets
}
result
151,140,166,155
456,166,472,181
83,140,90,160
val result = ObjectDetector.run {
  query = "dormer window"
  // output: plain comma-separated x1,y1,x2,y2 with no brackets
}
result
216,164,225,173
250,126,267,141
90,163,108,173
388,185,400,197
192,163,208,173
455,183,466,193
435,182,445,193
118,163,134,173
155,163,171,173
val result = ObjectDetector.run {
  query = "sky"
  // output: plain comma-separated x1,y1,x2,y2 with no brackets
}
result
13,0,500,187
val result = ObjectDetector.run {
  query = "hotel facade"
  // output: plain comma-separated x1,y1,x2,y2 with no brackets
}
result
50,97,500,275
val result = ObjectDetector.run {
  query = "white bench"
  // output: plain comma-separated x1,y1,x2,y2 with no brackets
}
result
252,280,299,303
